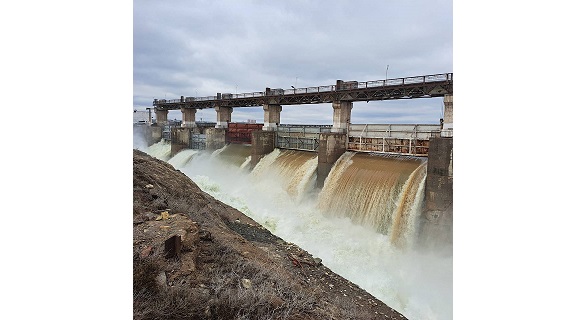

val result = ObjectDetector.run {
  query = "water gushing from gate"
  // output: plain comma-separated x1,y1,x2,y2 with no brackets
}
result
140,142,452,320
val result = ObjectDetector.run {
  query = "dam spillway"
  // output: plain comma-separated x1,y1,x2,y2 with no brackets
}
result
139,141,452,320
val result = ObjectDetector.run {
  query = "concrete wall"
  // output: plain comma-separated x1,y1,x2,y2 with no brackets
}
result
421,137,453,249
148,126,163,145
133,125,163,146
250,131,276,170
171,127,192,157
316,132,347,188
205,128,226,150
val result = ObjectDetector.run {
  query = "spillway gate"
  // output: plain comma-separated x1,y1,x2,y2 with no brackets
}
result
276,125,332,151
347,124,441,156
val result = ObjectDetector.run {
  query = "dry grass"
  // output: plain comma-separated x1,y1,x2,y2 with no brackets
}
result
133,241,323,320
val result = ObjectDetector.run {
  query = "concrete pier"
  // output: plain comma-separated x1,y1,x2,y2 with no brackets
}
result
205,127,226,150
316,132,347,188
251,131,276,169
331,101,352,133
215,106,233,129
181,108,197,127
441,94,453,137
262,104,282,131
171,127,192,157
155,109,169,126
421,137,453,248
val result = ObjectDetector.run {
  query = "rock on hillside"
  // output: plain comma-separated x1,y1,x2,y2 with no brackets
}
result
133,149,408,320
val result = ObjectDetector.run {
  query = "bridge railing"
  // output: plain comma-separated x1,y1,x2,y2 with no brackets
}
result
232,92,265,99
348,73,452,90
185,96,217,102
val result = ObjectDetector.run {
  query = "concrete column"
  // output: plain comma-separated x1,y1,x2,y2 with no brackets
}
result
171,127,192,157
155,109,169,126
316,132,347,188
420,137,453,250
205,127,226,150
181,107,197,127
441,94,453,137
147,108,152,125
262,104,282,131
250,131,276,169
215,106,233,129
331,101,353,133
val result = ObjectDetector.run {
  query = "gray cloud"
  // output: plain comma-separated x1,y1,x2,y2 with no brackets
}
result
134,0,452,124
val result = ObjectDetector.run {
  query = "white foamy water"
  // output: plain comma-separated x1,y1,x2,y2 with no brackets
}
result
143,142,452,320
145,140,172,161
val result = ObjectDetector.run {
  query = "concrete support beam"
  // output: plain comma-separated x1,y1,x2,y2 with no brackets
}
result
181,108,197,128
420,137,453,249
205,127,226,150
215,106,233,129
441,94,453,137
316,132,347,188
155,109,169,126
171,127,192,157
331,101,353,133
262,104,282,131
250,130,276,170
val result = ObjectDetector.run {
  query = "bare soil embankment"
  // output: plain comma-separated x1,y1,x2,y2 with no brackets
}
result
133,149,408,319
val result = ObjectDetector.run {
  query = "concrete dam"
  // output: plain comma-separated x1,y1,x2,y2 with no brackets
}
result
133,73,453,319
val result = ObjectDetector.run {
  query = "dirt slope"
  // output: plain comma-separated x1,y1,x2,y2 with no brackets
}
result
133,149,408,320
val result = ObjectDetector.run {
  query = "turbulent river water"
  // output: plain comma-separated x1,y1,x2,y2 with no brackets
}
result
137,139,452,320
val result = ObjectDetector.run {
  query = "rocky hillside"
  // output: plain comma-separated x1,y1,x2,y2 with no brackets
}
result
133,149,408,319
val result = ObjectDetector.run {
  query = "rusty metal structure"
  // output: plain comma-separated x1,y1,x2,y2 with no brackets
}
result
152,73,452,110
226,123,264,144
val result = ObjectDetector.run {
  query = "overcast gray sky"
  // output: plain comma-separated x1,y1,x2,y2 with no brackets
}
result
134,0,452,124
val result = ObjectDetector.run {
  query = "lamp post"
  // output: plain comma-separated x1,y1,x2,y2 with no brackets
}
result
385,65,389,82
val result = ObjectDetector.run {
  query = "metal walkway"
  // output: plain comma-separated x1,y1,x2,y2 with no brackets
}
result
153,73,452,110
